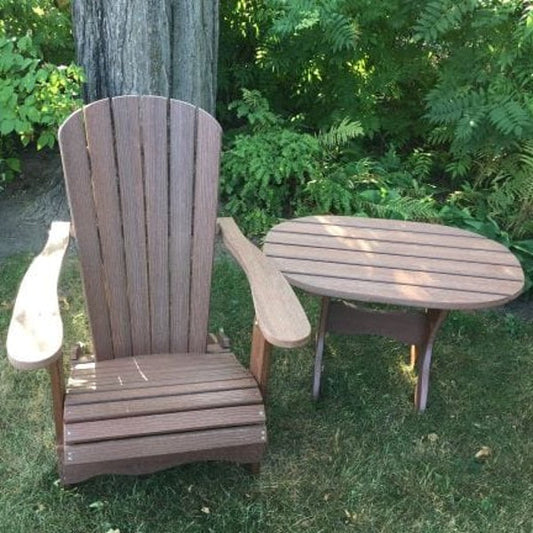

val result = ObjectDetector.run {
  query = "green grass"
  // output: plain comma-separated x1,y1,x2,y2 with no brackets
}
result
1,251,533,532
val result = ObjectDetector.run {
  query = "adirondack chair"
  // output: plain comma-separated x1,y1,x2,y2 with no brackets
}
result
6,95,311,485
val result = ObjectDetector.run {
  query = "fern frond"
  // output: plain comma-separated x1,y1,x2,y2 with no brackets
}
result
488,97,531,136
445,155,472,179
413,0,477,42
320,11,359,52
358,194,438,222
407,150,434,180
271,0,318,36
319,118,363,148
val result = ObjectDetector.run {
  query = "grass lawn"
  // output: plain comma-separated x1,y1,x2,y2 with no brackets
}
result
1,250,532,532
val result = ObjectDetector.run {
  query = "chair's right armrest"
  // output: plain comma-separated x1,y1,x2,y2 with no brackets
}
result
6,221,71,370
217,217,311,348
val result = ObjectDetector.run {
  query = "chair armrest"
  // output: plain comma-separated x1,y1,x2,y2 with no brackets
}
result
217,217,311,348
6,221,71,370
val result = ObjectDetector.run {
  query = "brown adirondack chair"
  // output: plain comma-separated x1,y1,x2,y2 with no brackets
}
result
6,95,310,485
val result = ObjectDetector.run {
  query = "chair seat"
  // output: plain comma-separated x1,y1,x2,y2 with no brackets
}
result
61,351,266,484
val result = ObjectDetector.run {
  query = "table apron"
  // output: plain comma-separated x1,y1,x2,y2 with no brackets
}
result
326,300,429,346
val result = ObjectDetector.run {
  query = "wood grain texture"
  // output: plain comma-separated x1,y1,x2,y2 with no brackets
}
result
22,96,281,484
64,389,261,423
327,301,428,345
169,100,196,352
65,377,257,406
62,442,265,485
272,257,520,296
218,217,311,348
111,96,151,355
263,243,521,280
61,348,266,483
249,323,272,397
414,309,448,412
68,366,251,394
84,99,132,357
60,97,248,360
188,109,222,352
313,297,330,400
69,360,243,387
65,388,262,423
290,214,499,238
66,405,265,444
276,219,500,250
7,221,70,370
69,351,241,373
68,365,242,390
264,215,524,310
59,110,113,358
49,357,65,445
265,231,519,267
64,425,265,466
141,96,170,353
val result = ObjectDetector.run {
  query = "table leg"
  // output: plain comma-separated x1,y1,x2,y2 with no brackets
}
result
410,344,419,369
414,309,448,412
313,297,330,400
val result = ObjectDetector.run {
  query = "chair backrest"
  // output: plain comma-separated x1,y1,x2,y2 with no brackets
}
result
58,96,221,360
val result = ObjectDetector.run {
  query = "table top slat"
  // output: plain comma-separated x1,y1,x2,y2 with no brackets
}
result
287,273,520,309
293,215,491,238
275,221,498,251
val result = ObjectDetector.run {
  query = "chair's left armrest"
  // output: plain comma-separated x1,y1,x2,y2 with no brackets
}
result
217,217,311,348
7,221,71,370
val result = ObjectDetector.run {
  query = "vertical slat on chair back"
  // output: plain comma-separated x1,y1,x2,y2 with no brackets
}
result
58,96,221,359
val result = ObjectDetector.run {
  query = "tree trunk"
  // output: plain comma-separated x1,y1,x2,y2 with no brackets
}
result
71,0,218,115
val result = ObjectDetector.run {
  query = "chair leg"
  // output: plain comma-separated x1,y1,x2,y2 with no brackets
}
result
249,321,272,398
48,355,65,448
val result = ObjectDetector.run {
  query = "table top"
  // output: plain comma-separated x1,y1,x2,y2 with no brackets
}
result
263,215,525,310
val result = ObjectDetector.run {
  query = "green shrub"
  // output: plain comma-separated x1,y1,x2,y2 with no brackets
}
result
0,0,73,63
0,31,83,184
221,90,363,235
222,91,438,235
418,0,533,240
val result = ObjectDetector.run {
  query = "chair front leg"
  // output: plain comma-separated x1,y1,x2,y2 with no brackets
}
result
48,355,65,449
249,321,272,398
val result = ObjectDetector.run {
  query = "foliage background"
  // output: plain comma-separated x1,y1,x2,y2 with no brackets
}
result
0,0,81,184
218,0,533,291
0,0,532,290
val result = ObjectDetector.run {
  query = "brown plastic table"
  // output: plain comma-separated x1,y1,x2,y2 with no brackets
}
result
264,215,525,411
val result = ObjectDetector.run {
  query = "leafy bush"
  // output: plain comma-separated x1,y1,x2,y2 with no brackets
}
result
419,0,533,240
222,91,439,234
221,90,363,234
0,31,83,184
0,0,73,63
219,0,434,139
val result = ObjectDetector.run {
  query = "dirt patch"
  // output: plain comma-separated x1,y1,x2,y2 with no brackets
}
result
0,149,69,262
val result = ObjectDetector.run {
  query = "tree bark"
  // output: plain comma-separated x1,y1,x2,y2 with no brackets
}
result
71,0,218,115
